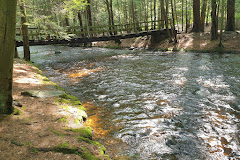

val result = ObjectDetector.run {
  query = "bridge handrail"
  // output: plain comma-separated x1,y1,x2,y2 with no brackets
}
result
16,20,169,40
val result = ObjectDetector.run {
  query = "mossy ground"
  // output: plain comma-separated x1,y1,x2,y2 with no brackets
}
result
0,58,109,160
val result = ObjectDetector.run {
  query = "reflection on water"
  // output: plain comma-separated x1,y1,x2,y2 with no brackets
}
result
18,46,240,159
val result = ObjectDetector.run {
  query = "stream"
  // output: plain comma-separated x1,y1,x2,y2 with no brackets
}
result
17,46,240,160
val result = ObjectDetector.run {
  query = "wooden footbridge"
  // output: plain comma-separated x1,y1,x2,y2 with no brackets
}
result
16,20,173,47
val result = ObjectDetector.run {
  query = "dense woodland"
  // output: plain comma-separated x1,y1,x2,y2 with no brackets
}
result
17,0,240,39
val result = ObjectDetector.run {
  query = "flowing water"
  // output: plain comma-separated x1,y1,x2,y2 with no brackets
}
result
18,46,240,160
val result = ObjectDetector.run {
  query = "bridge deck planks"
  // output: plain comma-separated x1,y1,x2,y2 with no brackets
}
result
16,29,170,47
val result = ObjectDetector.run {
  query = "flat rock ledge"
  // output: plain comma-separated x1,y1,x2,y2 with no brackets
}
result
21,90,65,98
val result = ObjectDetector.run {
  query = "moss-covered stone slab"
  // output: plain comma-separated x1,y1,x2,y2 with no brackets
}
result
21,90,65,98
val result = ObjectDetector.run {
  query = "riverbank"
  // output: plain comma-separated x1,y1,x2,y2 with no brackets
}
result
93,31,240,53
0,59,109,160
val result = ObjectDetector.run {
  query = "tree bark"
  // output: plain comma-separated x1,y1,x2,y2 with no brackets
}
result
19,0,30,61
160,0,165,28
200,0,208,31
192,0,201,32
185,0,188,33
219,0,225,47
77,11,85,37
171,0,177,43
164,0,173,42
0,0,17,114
226,0,235,31
211,0,218,40
86,0,93,36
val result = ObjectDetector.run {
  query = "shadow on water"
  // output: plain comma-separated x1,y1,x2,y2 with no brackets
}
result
17,46,240,159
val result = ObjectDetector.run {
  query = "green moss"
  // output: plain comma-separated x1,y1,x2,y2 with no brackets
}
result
66,126,93,139
80,147,101,160
11,140,24,146
172,47,180,52
78,137,107,157
24,142,33,146
50,129,64,137
54,142,101,159
158,48,169,51
13,108,22,115
55,85,65,91
55,141,79,154
58,116,69,123
60,105,70,111
59,93,79,101
56,141,69,149
31,147,39,153
55,94,86,112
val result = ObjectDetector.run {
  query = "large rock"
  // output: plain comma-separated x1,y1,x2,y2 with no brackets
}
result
21,90,65,98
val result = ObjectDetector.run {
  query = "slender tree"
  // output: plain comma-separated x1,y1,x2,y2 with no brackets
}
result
0,0,17,114
19,0,30,61
219,0,225,47
200,0,208,31
211,0,218,40
185,0,188,33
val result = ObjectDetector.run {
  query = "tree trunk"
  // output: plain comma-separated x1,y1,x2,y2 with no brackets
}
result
173,0,179,32
15,47,19,58
192,0,201,32
160,0,165,28
226,0,235,31
185,0,188,33
153,0,157,29
0,0,17,114
19,0,30,61
171,0,177,43
211,0,218,40
206,5,210,26
164,0,173,42
77,11,84,37
182,0,184,31
105,0,113,35
200,0,208,31
109,0,116,34
86,0,93,36
219,0,225,47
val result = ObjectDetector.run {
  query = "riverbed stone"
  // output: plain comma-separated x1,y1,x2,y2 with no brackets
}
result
21,90,65,98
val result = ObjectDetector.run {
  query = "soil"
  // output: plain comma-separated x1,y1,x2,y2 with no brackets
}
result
93,30,240,53
0,59,109,160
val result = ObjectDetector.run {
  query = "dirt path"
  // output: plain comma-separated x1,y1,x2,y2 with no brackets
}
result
0,59,109,160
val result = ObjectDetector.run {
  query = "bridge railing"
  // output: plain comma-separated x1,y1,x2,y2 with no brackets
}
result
68,20,166,37
16,20,169,40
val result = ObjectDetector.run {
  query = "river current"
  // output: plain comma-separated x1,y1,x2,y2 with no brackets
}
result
18,46,240,160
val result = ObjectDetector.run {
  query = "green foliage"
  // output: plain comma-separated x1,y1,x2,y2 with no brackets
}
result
64,0,88,13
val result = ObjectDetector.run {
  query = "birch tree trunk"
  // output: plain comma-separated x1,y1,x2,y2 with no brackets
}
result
0,0,17,114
